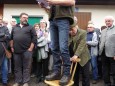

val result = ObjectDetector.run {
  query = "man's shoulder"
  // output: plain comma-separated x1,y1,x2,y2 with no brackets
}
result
78,28,87,34
26,25,33,29
101,28,107,33
1,26,8,31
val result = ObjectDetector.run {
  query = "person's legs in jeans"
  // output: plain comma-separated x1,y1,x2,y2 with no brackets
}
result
13,53,23,83
97,55,102,79
23,51,32,84
50,20,61,73
91,55,98,80
1,57,8,84
57,19,71,76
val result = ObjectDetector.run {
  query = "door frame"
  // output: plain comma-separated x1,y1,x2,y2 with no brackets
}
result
75,12,91,30
0,4,3,16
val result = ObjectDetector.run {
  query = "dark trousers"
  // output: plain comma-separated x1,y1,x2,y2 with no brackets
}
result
13,51,32,83
73,61,90,86
31,56,37,75
101,50,115,85
37,57,49,80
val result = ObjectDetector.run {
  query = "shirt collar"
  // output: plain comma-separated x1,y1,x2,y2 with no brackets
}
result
107,25,114,30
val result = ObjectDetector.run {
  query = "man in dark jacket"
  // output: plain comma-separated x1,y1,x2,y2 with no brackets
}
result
11,13,37,86
0,16,11,86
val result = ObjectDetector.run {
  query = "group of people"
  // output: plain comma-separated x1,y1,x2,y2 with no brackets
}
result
0,0,115,86
0,12,51,86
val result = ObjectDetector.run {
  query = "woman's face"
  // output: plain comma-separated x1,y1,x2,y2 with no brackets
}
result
34,25,39,30
40,22,46,28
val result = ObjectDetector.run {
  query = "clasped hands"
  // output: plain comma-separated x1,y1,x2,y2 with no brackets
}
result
70,55,78,63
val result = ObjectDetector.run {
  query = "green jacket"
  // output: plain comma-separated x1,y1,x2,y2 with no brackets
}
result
69,28,90,66
49,5,75,25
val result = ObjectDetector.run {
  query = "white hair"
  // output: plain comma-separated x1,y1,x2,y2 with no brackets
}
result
88,20,94,24
10,18,16,22
3,17,9,22
87,24,94,28
104,15,114,21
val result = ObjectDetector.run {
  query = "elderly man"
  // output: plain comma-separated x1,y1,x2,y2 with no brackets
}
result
99,16,115,86
69,17,90,86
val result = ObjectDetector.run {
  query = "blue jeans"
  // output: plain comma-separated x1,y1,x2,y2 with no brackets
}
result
90,55,98,80
50,19,71,75
1,57,8,83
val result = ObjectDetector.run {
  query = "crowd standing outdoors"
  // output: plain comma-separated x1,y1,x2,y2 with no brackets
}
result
0,2,115,86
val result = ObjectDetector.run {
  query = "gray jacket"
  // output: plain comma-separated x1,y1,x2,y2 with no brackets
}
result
87,32,98,56
37,36,49,60
99,25,115,57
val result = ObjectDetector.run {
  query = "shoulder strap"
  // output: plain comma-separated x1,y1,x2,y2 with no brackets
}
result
2,43,7,51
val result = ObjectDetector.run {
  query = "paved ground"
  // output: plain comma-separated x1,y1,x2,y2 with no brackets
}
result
0,76,104,86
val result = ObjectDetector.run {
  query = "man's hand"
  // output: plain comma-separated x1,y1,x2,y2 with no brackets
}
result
70,55,78,63
46,0,75,6
28,48,33,52
37,1,50,11
11,47,14,53
44,32,48,37
113,56,115,60
37,2,45,8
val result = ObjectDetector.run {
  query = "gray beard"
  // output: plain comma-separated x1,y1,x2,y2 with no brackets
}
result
21,21,27,25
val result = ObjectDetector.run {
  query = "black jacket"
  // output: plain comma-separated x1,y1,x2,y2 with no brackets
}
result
0,26,10,66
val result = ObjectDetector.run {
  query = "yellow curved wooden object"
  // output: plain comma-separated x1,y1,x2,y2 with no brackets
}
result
45,58,81,86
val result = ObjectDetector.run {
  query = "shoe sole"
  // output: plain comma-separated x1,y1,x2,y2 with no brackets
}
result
46,76,61,81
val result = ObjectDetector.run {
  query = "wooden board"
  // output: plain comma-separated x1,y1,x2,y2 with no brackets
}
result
44,80,74,86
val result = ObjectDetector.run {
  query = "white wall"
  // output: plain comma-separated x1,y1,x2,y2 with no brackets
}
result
3,4,49,24
77,5,115,28
3,4,115,29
